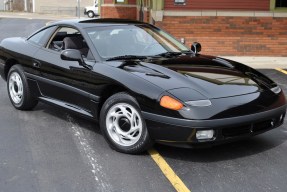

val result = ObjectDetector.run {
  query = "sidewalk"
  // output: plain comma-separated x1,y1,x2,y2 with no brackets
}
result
0,11,84,20
222,56,287,69
0,12,286,69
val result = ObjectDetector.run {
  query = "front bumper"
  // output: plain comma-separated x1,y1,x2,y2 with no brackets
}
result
142,104,286,147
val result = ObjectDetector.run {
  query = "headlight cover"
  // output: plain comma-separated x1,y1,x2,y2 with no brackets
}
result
185,99,212,107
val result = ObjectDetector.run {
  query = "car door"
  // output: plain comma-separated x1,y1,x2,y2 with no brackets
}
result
33,26,98,116
24,26,57,97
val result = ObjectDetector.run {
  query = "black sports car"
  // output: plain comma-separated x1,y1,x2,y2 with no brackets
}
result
0,19,286,154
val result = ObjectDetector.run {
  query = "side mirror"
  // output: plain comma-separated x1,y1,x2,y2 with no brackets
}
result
61,49,84,65
191,42,201,55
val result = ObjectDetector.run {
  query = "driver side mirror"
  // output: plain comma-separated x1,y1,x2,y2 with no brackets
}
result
191,42,201,55
61,49,84,65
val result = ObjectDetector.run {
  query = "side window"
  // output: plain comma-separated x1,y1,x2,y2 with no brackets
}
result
276,0,287,7
28,27,56,46
58,27,79,35
47,27,94,60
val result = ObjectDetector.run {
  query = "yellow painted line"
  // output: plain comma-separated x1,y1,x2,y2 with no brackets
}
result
148,149,191,192
275,68,287,75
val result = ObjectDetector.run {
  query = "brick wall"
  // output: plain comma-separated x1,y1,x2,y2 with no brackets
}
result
164,0,269,11
101,5,137,20
143,10,150,23
136,8,150,22
156,16,287,56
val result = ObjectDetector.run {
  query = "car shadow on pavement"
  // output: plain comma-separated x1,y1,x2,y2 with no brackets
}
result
34,102,102,135
155,121,287,162
33,102,149,156
32,102,287,160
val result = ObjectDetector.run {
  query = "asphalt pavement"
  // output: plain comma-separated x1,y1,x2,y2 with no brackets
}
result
0,17,287,192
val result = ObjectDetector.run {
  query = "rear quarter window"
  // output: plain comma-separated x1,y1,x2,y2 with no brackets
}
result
28,26,56,46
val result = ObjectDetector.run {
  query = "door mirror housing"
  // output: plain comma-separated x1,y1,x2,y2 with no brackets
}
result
61,49,84,65
61,49,93,70
191,42,201,55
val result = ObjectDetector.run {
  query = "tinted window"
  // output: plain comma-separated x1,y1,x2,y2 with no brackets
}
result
28,27,55,46
276,0,287,7
47,27,94,60
87,25,189,58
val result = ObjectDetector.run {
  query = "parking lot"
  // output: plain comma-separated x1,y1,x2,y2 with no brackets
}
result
0,18,287,192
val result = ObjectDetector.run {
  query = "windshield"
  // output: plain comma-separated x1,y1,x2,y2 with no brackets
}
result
86,24,189,59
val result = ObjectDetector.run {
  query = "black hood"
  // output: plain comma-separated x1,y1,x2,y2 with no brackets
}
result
106,55,277,100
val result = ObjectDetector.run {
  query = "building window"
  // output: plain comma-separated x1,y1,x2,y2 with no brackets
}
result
270,0,287,11
114,0,128,4
174,0,186,5
276,0,287,7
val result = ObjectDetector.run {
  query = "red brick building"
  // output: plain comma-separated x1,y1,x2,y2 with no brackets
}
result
100,0,287,56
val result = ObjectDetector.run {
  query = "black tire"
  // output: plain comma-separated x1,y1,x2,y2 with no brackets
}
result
87,11,95,18
100,92,153,154
7,65,38,110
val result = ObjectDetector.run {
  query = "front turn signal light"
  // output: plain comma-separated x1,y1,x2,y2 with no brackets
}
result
160,96,183,111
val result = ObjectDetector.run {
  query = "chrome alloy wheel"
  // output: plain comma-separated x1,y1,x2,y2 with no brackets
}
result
106,103,143,146
8,72,23,104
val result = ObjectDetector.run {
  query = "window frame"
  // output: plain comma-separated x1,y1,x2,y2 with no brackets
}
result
114,0,128,4
46,26,81,53
174,0,186,6
27,26,57,47
270,0,287,12
45,26,95,61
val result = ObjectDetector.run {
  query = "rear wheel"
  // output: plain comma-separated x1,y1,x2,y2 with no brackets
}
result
87,11,95,18
7,65,38,110
100,92,153,154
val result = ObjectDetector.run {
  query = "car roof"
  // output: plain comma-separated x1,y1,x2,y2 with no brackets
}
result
49,18,146,28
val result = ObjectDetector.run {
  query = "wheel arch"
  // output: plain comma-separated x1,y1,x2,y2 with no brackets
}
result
4,58,19,81
96,84,135,120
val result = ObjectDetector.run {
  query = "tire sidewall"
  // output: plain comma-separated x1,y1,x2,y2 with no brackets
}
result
7,65,26,109
100,93,151,153
87,11,94,18
7,64,37,110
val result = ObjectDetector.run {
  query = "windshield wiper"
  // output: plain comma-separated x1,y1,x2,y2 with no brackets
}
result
154,51,183,58
106,55,147,61
181,50,193,54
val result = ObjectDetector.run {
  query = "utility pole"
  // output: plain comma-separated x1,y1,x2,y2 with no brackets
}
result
32,0,35,12
24,0,27,11
77,0,81,18
139,0,143,22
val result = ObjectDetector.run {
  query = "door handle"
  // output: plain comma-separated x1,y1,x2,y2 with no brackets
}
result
33,62,41,68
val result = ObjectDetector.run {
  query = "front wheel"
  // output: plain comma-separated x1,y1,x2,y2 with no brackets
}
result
7,65,38,110
87,11,95,18
100,92,153,154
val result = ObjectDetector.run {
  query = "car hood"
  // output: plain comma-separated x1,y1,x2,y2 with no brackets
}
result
106,55,276,100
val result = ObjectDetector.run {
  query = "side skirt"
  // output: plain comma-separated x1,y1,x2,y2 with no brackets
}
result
38,96,95,120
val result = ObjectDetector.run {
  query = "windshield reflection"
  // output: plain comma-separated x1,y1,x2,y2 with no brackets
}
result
86,25,189,59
